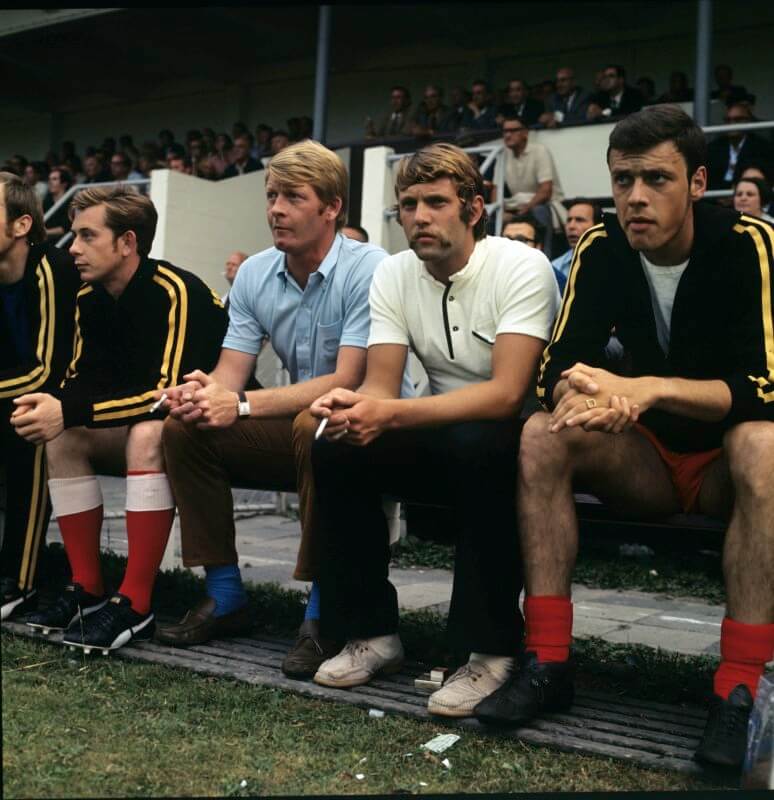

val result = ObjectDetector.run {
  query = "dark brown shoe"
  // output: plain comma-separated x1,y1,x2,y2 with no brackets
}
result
155,597,252,646
281,618,342,679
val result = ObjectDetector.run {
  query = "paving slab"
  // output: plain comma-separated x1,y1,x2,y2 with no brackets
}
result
42,477,726,659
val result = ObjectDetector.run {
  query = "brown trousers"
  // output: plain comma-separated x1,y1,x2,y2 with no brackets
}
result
162,410,319,580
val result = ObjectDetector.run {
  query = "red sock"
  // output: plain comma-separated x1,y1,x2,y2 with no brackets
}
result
57,507,104,597
713,617,774,700
524,595,573,663
117,471,175,615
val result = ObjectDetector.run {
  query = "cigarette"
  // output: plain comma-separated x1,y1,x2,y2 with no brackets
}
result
314,416,329,440
150,393,168,413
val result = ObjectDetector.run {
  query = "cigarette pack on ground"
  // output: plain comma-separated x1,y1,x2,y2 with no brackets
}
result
421,733,460,754
414,666,449,693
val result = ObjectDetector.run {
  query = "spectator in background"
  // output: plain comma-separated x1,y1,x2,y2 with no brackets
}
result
110,152,144,183
298,117,314,141
706,103,773,191
137,150,165,179
411,85,456,137
6,155,28,177
448,86,472,130
287,118,302,143
366,86,413,138
533,79,556,106
82,154,110,184
62,156,84,185
232,121,249,141
502,213,571,294
254,124,273,159
461,80,498,131
733,177,774,222
657,71,693,104
269,130,291,157
501,114,566,258
158,129,177,155
711,64,749,106
188,134,207,163
202,128,216,151
736,164,774,216
42,167,73,242
636,77,656,106
221,250,248,309
23,162,48,201
341,224,369,243
100,137,117,159
550,198,602,293
193,154,218,181
497,79,544,128
169,154,192,175
212,133,233,177
540,67,591,128
587,65,643,120
222,134,262,178
118,134,139,166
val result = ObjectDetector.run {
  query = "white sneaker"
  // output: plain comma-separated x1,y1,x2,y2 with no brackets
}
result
313,634,404,688
427,658,511,718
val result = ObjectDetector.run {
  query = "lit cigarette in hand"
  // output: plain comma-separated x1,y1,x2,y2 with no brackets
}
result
314,417,329,440
150,393,168,413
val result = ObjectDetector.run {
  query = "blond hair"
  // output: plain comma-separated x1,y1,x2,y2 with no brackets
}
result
394,143,488,240
69,185,157,256
266,140,348,229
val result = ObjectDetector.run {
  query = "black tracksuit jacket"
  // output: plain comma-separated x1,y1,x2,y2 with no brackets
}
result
537,202,774,452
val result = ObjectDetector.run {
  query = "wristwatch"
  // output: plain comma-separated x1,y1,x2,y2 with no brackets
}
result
237,390,251,419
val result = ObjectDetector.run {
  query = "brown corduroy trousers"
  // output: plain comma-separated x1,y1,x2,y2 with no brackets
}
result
162,410,319,581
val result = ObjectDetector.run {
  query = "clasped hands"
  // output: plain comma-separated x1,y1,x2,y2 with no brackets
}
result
310,388,392,447
550,363,653,435
9,393,63,443
157,370,238,429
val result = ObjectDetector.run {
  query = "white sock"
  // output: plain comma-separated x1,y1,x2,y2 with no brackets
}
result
126,472,174,511
48,475,102,518
470,652,514,681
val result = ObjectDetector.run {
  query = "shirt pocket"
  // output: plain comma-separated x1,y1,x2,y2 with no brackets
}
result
471,317,497,347
314,318,343,374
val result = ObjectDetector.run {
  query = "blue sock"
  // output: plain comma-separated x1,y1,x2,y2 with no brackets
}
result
304,580,321,621
204,564,247,617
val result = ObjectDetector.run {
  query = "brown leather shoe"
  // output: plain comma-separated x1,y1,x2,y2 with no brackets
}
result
281,618,342,679
155,597,252,646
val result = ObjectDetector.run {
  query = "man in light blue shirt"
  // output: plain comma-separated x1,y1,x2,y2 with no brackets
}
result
156,141,395,679
550,198,602,293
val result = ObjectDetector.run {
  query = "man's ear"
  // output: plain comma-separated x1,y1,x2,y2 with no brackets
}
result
690,166,707,201
325,196,343,224
12,214,33,240
118,229,138,257
468,194,485,230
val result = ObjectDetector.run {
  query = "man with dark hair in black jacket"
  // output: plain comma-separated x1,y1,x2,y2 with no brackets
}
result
1,171,81,620
12,186,227,654
474,105,774,771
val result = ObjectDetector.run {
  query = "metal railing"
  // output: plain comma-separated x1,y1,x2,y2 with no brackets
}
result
384,143,507,235
44,178,151,248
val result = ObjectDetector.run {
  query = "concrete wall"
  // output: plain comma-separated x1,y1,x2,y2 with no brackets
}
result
149,168,272,297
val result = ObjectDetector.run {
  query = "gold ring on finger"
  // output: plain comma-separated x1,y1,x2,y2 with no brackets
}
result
585,398,597,409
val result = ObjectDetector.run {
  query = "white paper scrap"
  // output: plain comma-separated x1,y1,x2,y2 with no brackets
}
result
441,758,451,769
421,733,461,754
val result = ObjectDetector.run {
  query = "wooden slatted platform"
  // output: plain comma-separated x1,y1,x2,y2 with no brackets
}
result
3,619,713,777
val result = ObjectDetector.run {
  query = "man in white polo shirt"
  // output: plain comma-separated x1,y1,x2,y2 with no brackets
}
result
307,143,560,717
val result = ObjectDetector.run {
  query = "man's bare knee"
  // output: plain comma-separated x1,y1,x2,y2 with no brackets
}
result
519,412,587,482
725,421,774,500
126,420,164,471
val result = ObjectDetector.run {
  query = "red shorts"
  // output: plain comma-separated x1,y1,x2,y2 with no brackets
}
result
634,424,722,513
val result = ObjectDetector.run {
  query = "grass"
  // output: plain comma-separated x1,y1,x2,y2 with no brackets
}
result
2,632,727,797
391,535,726,605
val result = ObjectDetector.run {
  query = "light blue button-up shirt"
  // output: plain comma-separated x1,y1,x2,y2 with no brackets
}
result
224,233,401,387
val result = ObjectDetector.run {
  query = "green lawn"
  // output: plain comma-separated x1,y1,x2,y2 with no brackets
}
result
2,633,726,797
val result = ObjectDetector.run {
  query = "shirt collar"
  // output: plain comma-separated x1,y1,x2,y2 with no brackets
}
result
420,237,488,286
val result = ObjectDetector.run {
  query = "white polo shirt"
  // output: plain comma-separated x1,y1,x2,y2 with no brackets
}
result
368,236,560,395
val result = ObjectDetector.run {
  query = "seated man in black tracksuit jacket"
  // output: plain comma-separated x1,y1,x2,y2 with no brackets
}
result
473,105,774,771
1,171,81,621
11,185,227,653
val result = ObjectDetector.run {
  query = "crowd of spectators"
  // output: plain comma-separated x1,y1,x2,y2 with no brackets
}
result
2,62,771,245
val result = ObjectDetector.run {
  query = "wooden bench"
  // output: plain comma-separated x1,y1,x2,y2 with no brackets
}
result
3,617,720,778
